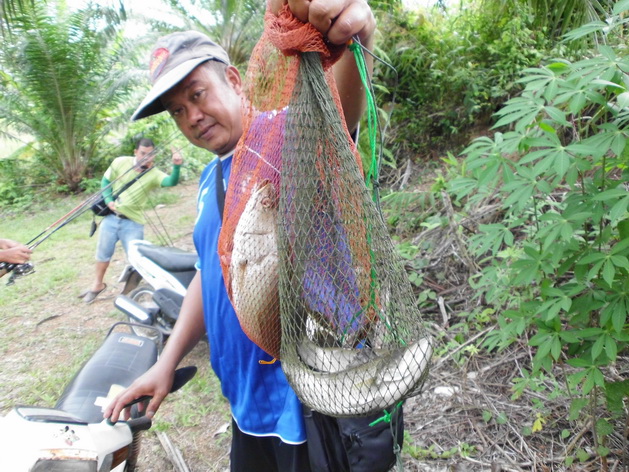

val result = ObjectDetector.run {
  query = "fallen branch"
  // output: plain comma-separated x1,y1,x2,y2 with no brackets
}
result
35,314,62,328
156,431,190,472
432,325,496,371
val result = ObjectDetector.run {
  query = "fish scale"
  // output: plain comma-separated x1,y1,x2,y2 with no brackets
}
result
229,180,282,359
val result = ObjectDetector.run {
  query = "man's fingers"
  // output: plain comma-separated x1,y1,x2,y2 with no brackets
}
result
301,0,343,36
282,0,375,46
105,390,136,422
268,0,285,15
108,403,131,423
146,396,164,419
19,248,32,263
326,2,374,45
2,246,33,264
171,147,183,164
286,0,311,23
105,390,166,423
104,399,122,422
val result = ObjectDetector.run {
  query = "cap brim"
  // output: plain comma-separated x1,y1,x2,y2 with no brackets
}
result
131,57,210,121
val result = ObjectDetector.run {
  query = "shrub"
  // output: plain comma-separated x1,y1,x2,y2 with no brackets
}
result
446,1,629,461
374,2,554,165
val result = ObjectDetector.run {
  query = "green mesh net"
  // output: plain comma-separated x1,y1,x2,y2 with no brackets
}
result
219,6,433,418
278,50,432,417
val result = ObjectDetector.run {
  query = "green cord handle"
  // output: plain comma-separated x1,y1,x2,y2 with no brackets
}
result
369,401,404,426
349,39,379,198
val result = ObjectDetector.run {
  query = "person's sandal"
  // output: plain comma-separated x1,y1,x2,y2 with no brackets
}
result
83,283,107,304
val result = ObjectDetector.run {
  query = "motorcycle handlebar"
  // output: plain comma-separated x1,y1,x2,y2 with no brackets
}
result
127,415,152,433
170,366,198,393
107,366,198,426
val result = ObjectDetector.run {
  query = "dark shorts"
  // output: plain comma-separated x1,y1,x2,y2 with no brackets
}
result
230,418,311,472
303,406,404,472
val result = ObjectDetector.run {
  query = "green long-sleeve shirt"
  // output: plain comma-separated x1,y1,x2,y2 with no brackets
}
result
101,156,181,224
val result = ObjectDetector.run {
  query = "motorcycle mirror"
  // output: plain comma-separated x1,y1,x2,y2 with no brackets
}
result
170,365,198,393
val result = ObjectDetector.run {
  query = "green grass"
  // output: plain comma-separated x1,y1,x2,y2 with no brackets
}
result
151,188,180,206
0,182,216,415
169,368,230,427
0,181,230,471
0,200,93,306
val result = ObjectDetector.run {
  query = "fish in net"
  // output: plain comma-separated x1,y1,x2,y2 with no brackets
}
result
218,5,433,417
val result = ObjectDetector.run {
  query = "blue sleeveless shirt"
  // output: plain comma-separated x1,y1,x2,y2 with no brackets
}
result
193,151,306,444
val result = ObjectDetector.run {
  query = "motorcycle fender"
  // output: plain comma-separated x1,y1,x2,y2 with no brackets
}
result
118,265,135,284
90,420,133,466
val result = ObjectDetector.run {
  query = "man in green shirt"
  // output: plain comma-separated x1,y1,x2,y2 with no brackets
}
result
80,138,183,304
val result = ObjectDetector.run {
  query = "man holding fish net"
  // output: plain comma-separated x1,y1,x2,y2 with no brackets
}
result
104,1,413,471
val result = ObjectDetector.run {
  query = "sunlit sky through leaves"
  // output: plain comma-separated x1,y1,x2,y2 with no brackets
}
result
66,0,184,37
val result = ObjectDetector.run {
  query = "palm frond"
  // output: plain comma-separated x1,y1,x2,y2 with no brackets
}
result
0,0,138,189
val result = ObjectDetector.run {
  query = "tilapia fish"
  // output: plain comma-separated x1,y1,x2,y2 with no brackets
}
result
284,337,433,417
230,180,281,359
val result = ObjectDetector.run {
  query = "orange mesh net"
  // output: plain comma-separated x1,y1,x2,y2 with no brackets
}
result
218,5,432,417
218,5,360,359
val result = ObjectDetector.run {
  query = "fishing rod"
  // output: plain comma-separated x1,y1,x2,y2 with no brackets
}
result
22,152,153,249
0,175,143,281
37,131,184,242
1,130,185,281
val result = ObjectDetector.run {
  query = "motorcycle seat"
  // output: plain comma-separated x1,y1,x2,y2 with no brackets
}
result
138,243,198,272
55,331,158,424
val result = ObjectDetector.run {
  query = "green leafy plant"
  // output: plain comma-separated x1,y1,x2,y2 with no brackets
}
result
446,1,629,463
157,0,263,69
373,1,554,164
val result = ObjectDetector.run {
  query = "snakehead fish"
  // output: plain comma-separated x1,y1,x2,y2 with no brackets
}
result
284,336,433,417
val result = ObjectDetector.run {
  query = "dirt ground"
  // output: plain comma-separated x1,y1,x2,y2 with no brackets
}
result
1,180,620,471
0,182,233,471
72,182,235,472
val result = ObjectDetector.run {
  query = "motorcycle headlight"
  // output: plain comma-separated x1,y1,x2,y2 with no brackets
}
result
31,449,98,471
32,458,97,471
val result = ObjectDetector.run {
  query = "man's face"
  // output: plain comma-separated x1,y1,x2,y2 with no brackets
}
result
134,145,155,169
160,64,243,155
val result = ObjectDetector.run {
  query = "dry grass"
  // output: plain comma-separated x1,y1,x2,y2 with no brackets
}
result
399,197,629,472
0,181,232,471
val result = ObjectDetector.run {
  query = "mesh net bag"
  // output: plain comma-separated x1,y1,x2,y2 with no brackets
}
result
218,5,433,417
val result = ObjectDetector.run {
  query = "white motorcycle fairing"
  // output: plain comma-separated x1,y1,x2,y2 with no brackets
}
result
0,407,133,471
